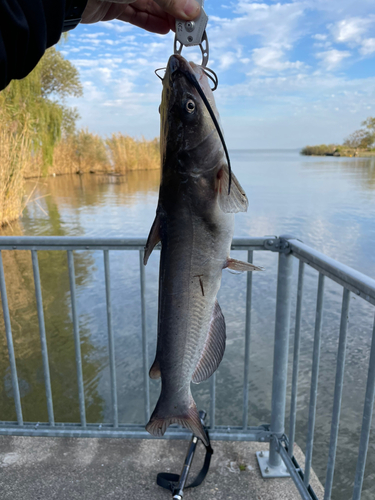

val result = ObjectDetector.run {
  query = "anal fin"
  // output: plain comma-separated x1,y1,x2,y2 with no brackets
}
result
192,300,226,384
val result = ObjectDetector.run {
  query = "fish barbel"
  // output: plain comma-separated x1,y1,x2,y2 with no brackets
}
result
144,54,261,445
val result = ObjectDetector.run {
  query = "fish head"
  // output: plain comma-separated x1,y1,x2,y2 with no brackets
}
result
159,55,224,177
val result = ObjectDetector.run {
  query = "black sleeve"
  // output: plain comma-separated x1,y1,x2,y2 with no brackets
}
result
0,0,66,90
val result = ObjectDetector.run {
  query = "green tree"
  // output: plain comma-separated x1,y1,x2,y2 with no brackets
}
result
344,116,375,150
0,47,82,173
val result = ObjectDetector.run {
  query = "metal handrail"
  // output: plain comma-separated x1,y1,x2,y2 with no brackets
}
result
289,238,375,306
0,235,374,500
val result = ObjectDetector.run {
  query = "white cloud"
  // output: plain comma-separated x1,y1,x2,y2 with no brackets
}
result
251,47,304,74
313,34,328,41
360,38,375,56
219,52,237,70
316,49,351,70
216,2,304,47
332,17,375,45
82,81,105,102
84,32,105,39
102,20,133,33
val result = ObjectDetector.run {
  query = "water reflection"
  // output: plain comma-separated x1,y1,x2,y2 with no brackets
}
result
0,156,374,500
301,155,375,192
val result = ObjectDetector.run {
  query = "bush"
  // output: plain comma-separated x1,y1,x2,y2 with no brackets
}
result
300,144,338,156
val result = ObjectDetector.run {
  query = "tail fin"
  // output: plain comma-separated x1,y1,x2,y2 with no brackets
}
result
146,391,208,446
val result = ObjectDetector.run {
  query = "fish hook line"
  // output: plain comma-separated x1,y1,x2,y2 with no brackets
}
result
182,70,232,195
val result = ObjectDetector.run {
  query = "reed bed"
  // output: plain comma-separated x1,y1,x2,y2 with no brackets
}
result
106,133,160,172
51,130,111,175
0,111,31,227
0,123,160,227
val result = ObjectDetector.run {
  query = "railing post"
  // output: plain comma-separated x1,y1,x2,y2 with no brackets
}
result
258,246,293,477
270,250,294,463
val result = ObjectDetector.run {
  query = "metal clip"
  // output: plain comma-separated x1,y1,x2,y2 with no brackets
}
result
174,0,209,67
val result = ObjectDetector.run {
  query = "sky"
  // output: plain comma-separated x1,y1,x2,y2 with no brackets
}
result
60,0,375,149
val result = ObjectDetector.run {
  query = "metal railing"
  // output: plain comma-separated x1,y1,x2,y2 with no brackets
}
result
0,235,374,500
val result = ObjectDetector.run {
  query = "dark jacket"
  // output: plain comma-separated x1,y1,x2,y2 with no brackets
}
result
0,0,65,90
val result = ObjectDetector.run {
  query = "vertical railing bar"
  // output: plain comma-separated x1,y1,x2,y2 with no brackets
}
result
304,273,325,486
269,250,294,467
324,287,350,500
352,312,375,500
289,260,305,457
31,250,54,426
104,250,118,428
210,372,216,429
139,250,150,424
0,251,23,425
242,249,254,430
67,250,86,427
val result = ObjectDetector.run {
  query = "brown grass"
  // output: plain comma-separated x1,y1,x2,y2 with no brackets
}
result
0,112,31,227
51,130,112,175
106,133,160,172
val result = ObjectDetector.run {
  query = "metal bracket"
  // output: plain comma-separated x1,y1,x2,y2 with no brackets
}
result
256,450,290,478
174,0,209,66
264,236,295,254
256,434,290,478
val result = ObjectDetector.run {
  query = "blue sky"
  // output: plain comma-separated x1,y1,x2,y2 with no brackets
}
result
60,0,375,148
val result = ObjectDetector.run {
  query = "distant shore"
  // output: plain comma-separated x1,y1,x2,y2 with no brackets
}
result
300,145,375,157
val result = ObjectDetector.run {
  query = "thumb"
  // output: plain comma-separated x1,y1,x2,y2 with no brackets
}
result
152,0,201,20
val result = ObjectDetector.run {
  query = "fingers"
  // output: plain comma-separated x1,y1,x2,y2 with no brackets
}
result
152,0,200,20
117,8,171,34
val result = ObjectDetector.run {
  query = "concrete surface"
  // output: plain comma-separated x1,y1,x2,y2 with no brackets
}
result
0,436,324,499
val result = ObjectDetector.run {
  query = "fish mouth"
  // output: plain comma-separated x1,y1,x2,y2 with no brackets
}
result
166,54,199,85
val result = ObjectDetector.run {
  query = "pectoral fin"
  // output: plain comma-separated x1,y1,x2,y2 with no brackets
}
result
217,164,248,213
225,258,264,272
192,300,226,384
144,213,161,265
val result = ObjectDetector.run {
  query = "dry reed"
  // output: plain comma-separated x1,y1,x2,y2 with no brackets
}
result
52,130,111,175
106,133,160,172
0,111,31,227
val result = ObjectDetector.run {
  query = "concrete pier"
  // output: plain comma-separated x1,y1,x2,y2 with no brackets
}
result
0,436,324,499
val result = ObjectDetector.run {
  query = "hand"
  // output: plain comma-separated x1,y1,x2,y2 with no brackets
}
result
81,0,201,34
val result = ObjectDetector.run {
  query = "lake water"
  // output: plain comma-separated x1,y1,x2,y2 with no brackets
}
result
1,150,375,499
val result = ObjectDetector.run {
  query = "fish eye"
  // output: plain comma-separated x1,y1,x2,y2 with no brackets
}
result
185,99,195,113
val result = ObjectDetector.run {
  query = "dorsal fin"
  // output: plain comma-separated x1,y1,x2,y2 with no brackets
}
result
192,300,226,384
217,165,248,213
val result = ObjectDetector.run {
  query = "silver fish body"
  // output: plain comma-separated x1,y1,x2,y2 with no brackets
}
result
144,55,259,444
